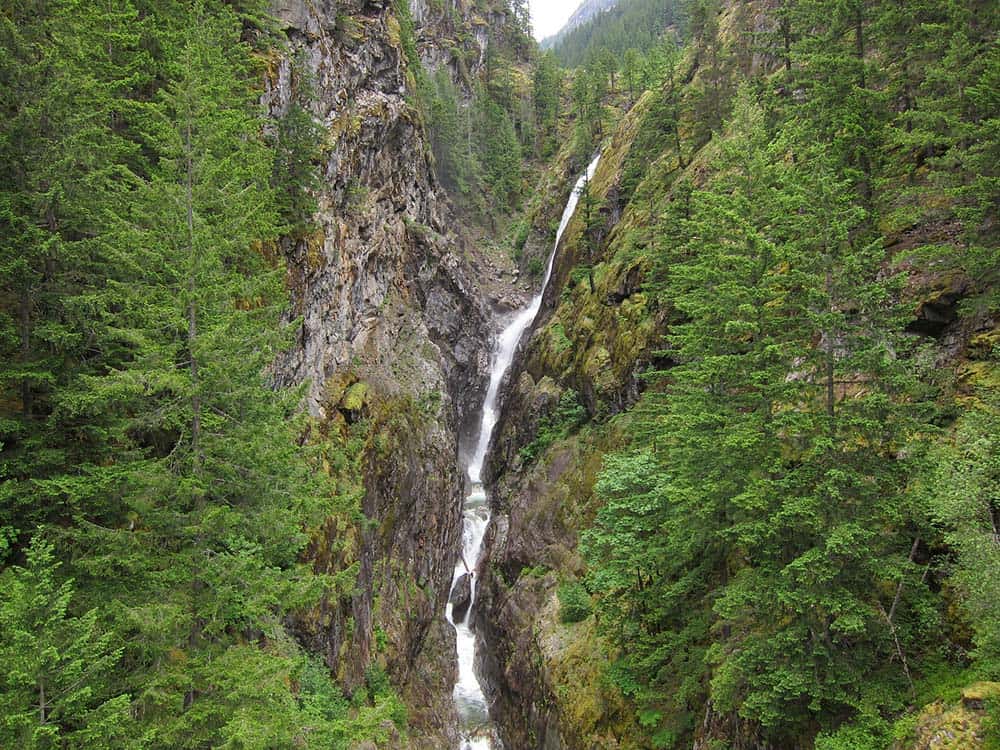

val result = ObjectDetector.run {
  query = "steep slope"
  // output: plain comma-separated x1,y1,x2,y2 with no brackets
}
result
541,0,619,49
473,1,999,748
262,1,513,745
547,0,683,67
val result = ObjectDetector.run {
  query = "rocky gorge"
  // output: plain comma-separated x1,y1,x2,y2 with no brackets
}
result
264,1,999,748
261,1,524,746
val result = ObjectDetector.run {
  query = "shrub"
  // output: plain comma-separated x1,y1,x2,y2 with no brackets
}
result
558,581,593,623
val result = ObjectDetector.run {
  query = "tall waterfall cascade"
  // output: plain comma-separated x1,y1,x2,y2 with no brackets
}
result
445,154,602,750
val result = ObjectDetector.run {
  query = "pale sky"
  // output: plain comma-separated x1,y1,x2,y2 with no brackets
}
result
529,0,581,41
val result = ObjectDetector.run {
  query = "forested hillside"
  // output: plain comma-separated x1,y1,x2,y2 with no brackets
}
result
476,0,1000,749
0,0,534,746
548,0,682,67
1,0,997,749
0,1,417,746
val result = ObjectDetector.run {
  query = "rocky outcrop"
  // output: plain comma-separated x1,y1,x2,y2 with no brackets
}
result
891,683,1000,750
471,117,659,749
449,572,472,622
262,1,499,746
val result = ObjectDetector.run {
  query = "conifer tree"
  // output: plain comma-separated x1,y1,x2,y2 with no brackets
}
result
587,87,935,741
0,0,145,542
0,536,132,749
533,51,562,156
60,9,330,742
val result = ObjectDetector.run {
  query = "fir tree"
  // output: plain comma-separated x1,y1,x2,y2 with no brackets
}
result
0,535,132,749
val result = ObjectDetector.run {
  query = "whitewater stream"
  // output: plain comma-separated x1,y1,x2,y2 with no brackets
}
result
445,154,602,750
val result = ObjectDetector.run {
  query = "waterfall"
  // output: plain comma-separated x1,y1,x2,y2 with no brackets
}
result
445,154,602,750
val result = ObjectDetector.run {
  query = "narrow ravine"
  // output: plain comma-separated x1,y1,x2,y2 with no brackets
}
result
445,154,602,750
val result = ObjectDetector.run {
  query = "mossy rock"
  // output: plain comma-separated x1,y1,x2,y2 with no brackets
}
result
963,681,1000,708
305,228,326,270
385,13,401,49
342,382,369,412
969,325,1000,359
958,360,1000,390
894,686,998,750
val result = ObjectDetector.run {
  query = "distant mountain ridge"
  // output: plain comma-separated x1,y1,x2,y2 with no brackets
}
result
540,0,618,48
543,0,682,68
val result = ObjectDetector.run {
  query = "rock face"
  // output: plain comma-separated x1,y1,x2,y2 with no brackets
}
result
448,572,472,623
891,683,1000,750
262,1,499,746
470,140,657,749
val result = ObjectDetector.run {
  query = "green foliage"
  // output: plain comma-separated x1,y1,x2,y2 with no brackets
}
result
0,2,405,747
547,0,683,69
0,535,132,749
584,81,943,744
558,580,593,624
533,51,563,156
520,564,551,579
922,366,1000,675
571,64,607,157
270,53,324,236
519,389,588,464
620,39,685,200
987,696,1000,750
477,92,523,212
426,67,476,194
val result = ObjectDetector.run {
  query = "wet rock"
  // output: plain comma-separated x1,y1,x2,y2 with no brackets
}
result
263,3,496,747
449,573,472,623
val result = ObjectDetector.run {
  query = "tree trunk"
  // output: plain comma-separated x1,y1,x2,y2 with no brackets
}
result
19,288,32,418
185,119,201,470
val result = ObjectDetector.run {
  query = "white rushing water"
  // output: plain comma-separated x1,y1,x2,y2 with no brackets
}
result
445,154,601,750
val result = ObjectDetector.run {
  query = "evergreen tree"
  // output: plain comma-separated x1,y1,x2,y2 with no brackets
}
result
428,67,473,194
56,9,330,743
587,87,935,741
0,535,132,749
622,47,642,104
270,53,324,237
923,367,1000,674
533,51,563,156
477,93,522,213
0,0,145,543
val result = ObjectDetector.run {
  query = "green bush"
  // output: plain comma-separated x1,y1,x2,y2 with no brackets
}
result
558,581,593,624
519,389,588,463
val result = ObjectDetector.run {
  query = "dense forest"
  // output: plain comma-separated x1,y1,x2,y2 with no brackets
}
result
487,0,999,747
546,0,682,68
1,0,998,749
0,1,405,747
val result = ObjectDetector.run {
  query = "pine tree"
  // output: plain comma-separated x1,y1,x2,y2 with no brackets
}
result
0,535,132,749
884,1,1000,315
533,51,562,157
477,94,522,213
59,9,330,742
270,52,323,237
922,363,1000,675
0,0,145,543
587,87,935,741
622,47,642,104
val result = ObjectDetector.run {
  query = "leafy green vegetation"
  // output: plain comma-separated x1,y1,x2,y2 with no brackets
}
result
518,389,588,463
0,1,406,746
513,0,999,747
557,580,593,624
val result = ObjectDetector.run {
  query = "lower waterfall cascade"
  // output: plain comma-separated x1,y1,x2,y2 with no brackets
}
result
445,154,602,750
